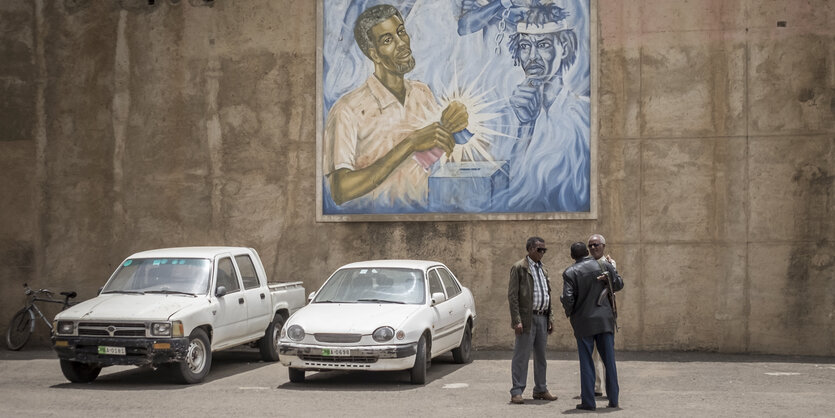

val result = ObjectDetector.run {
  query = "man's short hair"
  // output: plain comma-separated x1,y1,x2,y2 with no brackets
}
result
589,234,606,244
526,236,545,251
570,242,589,260
354,4,403,58
508,4,577,75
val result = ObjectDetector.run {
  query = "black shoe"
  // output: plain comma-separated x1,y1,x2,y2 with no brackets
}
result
608,402,619,408
594,391,603,397
576,403,596,411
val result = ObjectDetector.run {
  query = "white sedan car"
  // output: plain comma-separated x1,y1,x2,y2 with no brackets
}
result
278,260,476,384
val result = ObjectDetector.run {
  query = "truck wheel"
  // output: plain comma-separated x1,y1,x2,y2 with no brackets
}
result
171,328,211,384
288,367,305,383
409,335,428,385
59,359,101,383
452,322,473,364
258,313,285,362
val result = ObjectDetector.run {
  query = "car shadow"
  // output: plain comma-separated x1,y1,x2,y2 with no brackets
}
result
277,353,469,391
50,348,274,390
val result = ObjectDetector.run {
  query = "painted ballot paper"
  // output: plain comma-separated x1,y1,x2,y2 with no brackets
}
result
317,0,597,221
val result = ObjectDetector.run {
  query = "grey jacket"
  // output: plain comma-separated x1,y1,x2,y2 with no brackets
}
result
508,257,555,333
560,256,624,338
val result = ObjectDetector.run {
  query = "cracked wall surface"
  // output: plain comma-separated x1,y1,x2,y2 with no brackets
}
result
1,0,833,355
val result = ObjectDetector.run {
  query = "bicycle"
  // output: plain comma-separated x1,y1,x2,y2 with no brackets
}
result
6,283,77,351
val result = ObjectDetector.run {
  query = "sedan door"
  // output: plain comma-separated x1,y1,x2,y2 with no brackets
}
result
427,267,460,354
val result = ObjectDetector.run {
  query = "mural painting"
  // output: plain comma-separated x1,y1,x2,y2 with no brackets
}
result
316,0,596,220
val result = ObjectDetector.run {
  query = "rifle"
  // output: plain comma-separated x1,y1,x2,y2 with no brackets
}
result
596,270,619,330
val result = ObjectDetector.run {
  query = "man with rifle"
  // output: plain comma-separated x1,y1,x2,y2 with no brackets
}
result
560,242,624,411
587,234,622,396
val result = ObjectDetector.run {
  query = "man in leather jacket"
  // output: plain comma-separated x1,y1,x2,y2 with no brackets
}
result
507,237,558,404
560,242,624,410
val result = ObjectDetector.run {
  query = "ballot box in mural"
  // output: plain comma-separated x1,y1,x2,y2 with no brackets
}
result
428,161,509,212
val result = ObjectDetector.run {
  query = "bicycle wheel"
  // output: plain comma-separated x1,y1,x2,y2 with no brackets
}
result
6,308,34,351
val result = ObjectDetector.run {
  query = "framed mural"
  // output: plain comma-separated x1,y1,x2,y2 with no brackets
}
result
316,0,598,221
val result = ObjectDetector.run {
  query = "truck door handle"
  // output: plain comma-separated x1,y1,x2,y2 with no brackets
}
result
238,298,245,304
260,293,265,299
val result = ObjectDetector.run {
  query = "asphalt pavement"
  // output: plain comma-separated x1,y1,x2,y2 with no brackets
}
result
1,348,833,417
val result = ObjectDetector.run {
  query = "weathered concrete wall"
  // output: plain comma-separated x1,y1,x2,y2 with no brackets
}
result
1,0,832,355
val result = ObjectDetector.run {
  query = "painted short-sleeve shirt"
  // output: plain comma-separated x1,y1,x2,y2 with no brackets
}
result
324,75,440,212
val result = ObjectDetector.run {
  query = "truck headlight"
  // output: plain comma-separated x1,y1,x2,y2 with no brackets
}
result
372,326,395,342
55,321,75,335
151,322,172,337
287,325,305,341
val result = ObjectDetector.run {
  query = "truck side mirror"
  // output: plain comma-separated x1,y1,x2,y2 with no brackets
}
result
431,292,446,305
215,286,227,297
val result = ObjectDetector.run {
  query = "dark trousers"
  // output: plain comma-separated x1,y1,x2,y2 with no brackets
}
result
576,332,619,408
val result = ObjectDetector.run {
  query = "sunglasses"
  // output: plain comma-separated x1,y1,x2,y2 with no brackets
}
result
589,243,603,248
536,248,547,253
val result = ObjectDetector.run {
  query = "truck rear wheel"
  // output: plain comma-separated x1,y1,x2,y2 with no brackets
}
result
59,359,101,383
171,328,211,384
258,313,285,362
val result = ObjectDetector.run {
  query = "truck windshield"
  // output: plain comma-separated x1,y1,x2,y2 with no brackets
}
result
314,268,425,305
102,258,212,295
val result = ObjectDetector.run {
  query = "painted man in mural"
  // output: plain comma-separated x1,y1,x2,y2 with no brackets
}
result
323,4,469,213
497,1,591,212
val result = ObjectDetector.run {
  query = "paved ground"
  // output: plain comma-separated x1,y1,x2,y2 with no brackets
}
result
1,348,833,417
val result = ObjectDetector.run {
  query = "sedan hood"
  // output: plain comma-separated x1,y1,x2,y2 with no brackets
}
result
289,303,422,334
56,294,203,321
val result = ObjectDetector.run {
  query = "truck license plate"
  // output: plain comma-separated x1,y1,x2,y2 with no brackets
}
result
322,348,350,356
98,346,126,356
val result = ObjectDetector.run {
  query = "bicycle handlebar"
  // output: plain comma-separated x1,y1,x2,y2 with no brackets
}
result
22,282,76,301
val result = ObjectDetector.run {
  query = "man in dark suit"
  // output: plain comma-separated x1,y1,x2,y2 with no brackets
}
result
560,242,624,411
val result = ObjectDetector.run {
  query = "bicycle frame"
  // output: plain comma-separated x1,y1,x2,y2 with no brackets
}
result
27,299,56,331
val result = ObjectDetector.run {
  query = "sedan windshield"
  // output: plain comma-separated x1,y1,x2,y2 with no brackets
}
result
102,258,211,296
314,268,425,305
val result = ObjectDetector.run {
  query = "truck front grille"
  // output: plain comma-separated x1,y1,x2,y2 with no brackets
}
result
77,322,147,337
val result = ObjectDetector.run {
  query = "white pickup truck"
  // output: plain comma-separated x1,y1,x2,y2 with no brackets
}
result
51,247,305,384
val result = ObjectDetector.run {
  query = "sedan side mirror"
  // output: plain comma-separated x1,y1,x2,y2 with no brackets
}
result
431,292,446,305
215,286,227,297
308,291,317,303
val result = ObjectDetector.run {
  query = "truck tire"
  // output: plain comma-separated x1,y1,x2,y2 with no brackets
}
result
288,367,305,383
258,313,285,362
171,328,212,384
59,359,101,383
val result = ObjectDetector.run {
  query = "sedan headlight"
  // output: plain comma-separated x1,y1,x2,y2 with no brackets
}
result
287,325,305,341
372,326,395,342
55,321,75,335
151,322,172,337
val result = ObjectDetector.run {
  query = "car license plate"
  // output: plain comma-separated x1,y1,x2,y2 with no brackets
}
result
322,348,350,356
98,346,126,356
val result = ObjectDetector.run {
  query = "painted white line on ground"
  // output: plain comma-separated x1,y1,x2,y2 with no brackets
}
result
442,383,469,389
764,372,801,376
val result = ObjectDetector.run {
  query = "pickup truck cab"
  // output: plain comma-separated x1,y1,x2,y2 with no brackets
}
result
52,246,305,384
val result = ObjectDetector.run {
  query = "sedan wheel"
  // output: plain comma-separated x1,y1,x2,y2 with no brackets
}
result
410,335,428,385
452,322,473,364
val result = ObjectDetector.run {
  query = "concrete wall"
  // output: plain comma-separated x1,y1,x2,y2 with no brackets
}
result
1,0,832,355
